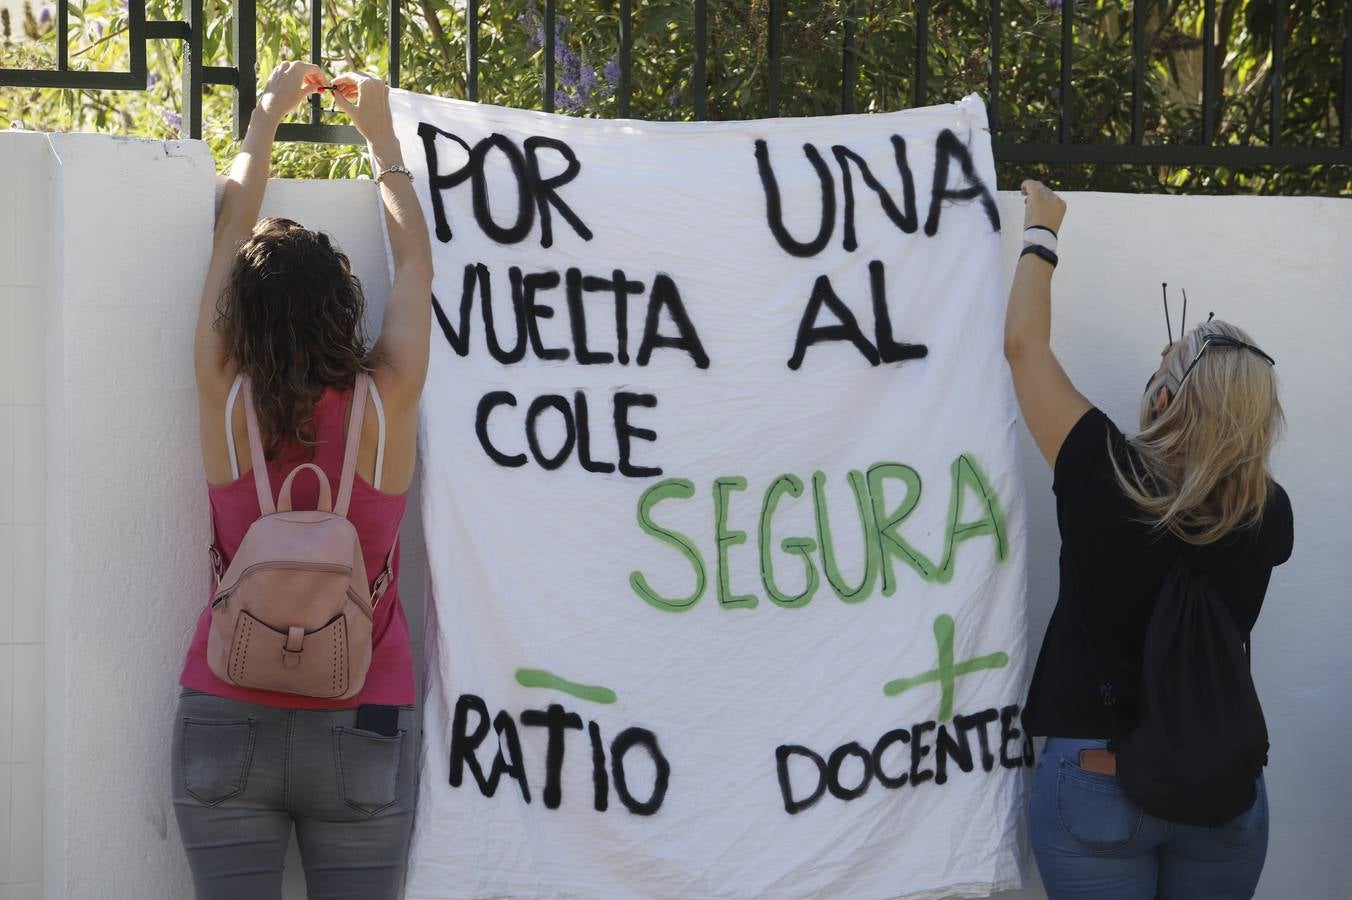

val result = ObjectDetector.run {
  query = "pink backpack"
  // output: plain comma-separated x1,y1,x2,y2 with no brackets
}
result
206,373,394,699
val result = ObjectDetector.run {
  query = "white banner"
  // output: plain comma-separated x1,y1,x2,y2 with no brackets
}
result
391,88,1030,900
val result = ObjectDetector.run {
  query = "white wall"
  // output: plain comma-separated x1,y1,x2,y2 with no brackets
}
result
0,130,51,900
3,130,1349,899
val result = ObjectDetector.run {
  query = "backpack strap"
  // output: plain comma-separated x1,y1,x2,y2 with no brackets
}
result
334,374,370,518
1065,557,1128,749
240,375,276,515
368,376,387,492
225,373,245,480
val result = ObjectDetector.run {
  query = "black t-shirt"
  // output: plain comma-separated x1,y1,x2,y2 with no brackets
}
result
1022,407,1294,738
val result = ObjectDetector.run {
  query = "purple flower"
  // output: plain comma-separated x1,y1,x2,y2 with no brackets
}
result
146,70,160,88
91,20,103,38
603,54,620,87
578,63,597,96
162,109,182,131
38,5,51,25
553,89,583,113
1046,0,1065,7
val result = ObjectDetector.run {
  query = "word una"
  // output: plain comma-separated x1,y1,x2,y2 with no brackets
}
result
755,129,1000,257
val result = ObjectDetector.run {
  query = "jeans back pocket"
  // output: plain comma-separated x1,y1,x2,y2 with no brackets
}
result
180,717,257,807
333,726,405,816
1055,759,1145,853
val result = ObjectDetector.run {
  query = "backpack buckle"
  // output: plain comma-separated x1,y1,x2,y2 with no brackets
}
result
371,568,393,607
282,625,305,669
207,544,224,583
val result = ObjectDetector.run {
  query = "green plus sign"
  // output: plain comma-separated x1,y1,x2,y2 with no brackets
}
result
883,614,1009,723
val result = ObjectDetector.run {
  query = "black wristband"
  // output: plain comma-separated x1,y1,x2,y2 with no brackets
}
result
1019,243,1058,268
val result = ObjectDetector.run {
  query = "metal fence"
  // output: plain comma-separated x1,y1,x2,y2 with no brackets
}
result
2,0,1351,169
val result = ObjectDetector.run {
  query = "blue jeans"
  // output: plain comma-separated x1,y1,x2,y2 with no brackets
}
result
1030,737,1268,900
171,688,420,900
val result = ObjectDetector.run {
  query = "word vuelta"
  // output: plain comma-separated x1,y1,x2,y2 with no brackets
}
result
777,703,1034,814
450,694,670,816
630,454,1007,611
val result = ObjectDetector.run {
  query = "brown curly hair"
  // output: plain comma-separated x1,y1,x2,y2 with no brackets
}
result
215,217,372,463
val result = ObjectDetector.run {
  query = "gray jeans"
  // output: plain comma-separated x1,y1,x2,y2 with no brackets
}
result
171,688,420,900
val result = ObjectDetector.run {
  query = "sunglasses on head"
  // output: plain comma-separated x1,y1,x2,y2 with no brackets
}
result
1146,286,1276,402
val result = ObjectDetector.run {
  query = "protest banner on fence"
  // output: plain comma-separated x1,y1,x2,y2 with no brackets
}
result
389,88,1029,899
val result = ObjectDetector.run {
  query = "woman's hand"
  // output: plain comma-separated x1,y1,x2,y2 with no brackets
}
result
256,60,326,123
1020,179,1066,234
330,73,396,148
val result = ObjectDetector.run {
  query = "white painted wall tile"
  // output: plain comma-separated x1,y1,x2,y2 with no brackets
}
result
9,526,42,646
0,287,15,406
0,646,11,764
7,762,41,883
0,406,13,524
0,525,12,645
8,407,42,526
0,139,15,283
0,763,11,882
10,289,43,407
9,646,41,764
10,156,45,290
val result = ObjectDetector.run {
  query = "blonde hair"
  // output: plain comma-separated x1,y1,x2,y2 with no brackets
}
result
1112,319,1283,545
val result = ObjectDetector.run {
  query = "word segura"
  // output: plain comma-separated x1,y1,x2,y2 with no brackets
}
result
450,694,671,816
630,454,1006,612
776,703,1034,814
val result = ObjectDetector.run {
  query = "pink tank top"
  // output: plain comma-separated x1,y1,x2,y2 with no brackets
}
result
179,383,415,709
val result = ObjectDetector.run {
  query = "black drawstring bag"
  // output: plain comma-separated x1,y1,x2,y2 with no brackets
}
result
1076,559,1269,827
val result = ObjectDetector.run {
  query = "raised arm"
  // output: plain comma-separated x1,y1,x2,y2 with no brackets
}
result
331,73,434,412
194,61,326,397
1003,181,1091,467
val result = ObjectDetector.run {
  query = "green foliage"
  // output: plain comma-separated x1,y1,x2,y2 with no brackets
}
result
1,0,1348,192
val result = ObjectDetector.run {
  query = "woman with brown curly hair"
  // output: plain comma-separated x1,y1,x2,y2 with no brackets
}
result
171,60,432,899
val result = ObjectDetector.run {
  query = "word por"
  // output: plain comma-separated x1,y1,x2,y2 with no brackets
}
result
417,125,592,247
755,128,1001,258
630,454,1007,612
776,703,1033,814
450,694,671,816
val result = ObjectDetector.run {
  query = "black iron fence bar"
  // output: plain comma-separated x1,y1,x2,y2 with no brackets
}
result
181,0,202,140
841,0,856,115
543,0,555,113
1059,1,1071,143
1343,0,1351,146
617,0,631,117
389,0,401,89
988,0,999,135
1203,0,1216,145
693,0,707,120
57,0,68,69
2,0,1351,170
767,0,781,116
995,141,1351,166
1272,0,1284,146
913,0,928,108
309,0,323,125
1132,1,1144,145
466,0,479,102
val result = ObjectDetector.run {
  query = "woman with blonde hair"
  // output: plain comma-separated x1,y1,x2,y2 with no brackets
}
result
1006,181,1292,898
